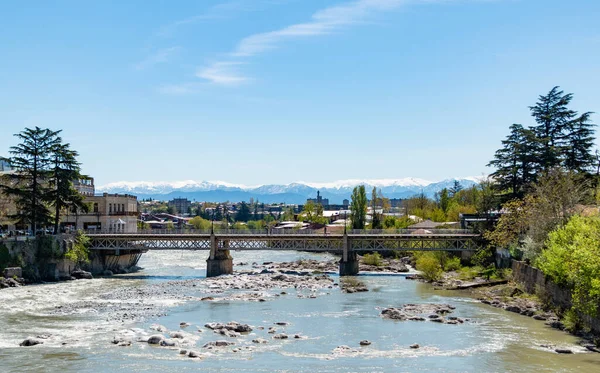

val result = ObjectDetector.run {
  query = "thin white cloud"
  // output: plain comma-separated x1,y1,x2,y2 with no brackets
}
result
233,0,406,57
196,62,250,86
196,0,407,84
135,46,181,70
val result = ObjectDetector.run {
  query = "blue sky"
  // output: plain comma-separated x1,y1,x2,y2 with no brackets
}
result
1,0,599,187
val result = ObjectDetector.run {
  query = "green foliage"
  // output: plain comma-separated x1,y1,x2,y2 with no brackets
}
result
363,252,383,267
231,222,248,230
36,235,62,260
166,221,175,230
189,216,211,230
0,127,62,232
137,220,150,230
383,216,413,229
489,87,596,201
444,256,462,271
562,308,583,333
64,230,90,266
537,215,600,317
415,252,443,282
236,201,251,222
246,220,266,230
350,185,368,229
471,246,495,267
458,266,483,281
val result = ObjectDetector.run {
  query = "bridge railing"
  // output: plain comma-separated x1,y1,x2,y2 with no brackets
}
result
85,228,477,236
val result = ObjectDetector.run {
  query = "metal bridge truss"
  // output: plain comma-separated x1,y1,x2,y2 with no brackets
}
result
88,234,481,252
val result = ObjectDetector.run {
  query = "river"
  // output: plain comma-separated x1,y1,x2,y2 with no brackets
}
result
1,250,599,373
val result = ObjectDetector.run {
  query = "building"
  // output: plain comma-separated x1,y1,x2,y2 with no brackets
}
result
62,193,138,232
307,191,329,207
342,199,349,208
73,176,95,196
168,197,191,215
0,160,11,172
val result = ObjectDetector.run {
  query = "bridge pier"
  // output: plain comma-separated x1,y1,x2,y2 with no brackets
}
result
339,233,359,276
206,235,233,277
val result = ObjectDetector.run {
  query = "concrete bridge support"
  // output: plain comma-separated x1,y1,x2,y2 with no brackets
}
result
206,234,233,277
339,233,359,276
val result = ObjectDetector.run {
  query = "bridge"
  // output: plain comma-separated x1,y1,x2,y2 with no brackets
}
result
86,229,483,277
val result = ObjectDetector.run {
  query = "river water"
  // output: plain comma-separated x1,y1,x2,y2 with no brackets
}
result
1,250,599,373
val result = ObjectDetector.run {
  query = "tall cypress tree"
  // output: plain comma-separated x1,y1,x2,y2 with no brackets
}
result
350,185,367,230
0,127,61,232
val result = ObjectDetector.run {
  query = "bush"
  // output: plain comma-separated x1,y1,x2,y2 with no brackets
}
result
444,256,462,271
363,252,383,267
562,308,583,333
458,266,483,281
64,230,90,267
416,253,443,282
537,215,600,317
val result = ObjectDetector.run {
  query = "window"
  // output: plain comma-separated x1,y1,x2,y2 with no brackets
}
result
109,204,112,213
93,203,98,213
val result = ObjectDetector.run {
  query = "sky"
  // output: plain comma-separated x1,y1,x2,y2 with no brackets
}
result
1,0,599,187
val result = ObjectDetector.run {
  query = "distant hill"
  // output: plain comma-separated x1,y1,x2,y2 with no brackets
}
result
97,178,481,204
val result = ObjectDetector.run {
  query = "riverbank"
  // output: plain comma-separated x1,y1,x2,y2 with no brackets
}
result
426,269,600,353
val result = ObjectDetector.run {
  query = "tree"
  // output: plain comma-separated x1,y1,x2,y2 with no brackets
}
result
189,216,211,230
562,111,596,173
350,185,367,230
236,201,251,222
439,188,450,214
529,86,577,171
48,143,85,234
370,187,382,229
488,124,538,198
449,180,463,197
537,215,600,317
64,230,91,268
0,127,61,233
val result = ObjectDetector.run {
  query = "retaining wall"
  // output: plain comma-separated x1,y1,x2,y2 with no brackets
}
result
512,260,600,334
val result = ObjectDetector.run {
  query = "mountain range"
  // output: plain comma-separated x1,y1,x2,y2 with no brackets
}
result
96,178,481,204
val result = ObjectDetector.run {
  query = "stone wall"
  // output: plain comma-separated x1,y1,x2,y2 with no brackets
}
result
512,260,600,334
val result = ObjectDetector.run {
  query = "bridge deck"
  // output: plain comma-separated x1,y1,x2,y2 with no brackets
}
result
87,231,482,252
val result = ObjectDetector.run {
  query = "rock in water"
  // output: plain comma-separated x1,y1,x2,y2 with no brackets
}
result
147,335,164,344
359,340,371,346
410,343,420,349
71,270,93,280
554,348,573,354
20,338,43,347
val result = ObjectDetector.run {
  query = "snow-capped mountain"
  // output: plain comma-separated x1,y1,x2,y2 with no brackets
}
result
97,178,481,204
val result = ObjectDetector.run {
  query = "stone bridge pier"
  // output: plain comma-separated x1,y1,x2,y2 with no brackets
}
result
339,233,359,276
206,233,233,277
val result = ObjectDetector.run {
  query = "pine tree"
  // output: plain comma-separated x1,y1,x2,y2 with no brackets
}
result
236,201,251,222
529,86,578,170
0,127,61,232
488,124,538,198
562,111,596,173
48,143,86,234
